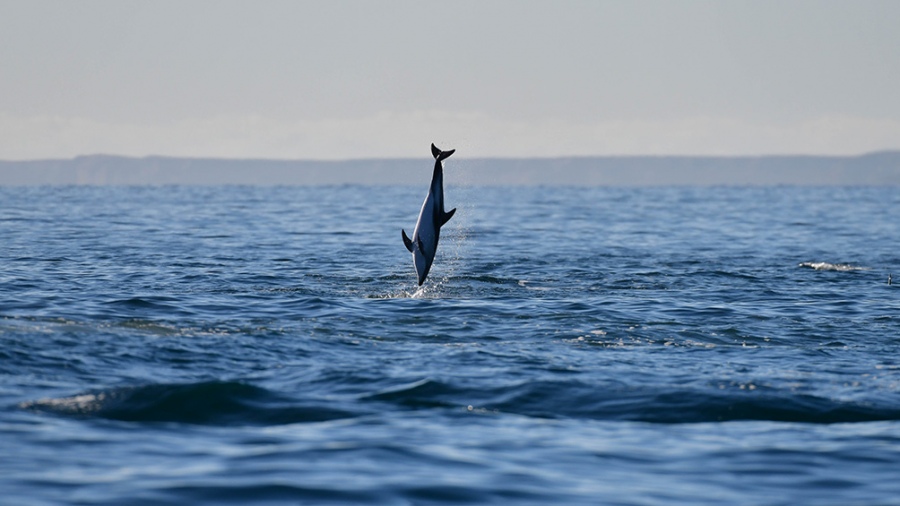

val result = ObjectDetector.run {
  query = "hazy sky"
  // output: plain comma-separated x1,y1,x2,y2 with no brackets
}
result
1,0,899,160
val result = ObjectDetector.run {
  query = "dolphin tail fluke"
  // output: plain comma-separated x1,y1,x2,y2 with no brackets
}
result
441,208,456,226
401,229,414,252
431,143,455,162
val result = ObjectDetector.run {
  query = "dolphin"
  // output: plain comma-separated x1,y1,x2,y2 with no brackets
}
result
402,143,457,286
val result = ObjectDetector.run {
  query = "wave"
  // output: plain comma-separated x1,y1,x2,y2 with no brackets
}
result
104,296,182,308
22,378,900,426
21,381,356,426
363,379,900,425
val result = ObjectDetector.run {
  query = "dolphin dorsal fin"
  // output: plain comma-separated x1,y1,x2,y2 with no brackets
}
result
441,208,456,226
401,229,414,252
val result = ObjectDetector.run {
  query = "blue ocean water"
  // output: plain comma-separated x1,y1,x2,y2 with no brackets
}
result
1,183,899,505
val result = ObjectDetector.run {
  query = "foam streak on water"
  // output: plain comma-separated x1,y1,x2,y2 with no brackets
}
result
1,185,899,505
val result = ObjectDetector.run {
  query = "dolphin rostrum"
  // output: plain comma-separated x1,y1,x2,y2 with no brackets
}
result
402,143,457,286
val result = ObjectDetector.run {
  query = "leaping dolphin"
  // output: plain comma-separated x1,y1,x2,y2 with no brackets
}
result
402,143,457,286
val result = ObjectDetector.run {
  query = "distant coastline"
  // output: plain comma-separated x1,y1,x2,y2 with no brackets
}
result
2,151,899,186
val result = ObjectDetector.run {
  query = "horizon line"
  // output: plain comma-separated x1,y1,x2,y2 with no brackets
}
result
3,149,900,164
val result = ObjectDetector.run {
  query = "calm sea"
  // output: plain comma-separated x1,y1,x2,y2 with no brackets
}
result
1,183,899,505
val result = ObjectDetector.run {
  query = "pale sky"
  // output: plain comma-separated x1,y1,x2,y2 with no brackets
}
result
1,0,899,160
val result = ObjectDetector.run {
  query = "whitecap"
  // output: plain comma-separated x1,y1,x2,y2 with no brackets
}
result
798,261,869,272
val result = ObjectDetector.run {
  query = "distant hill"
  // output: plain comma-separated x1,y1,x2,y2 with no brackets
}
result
2,152,899,186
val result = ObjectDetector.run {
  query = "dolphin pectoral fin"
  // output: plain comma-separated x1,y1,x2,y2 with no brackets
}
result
441,208,456,226
417,237,426,253
402,229,414,252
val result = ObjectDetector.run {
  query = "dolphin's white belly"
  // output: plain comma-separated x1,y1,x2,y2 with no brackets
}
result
413,192,438,260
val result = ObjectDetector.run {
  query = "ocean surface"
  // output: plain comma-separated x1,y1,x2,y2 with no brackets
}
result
1,183,899,505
